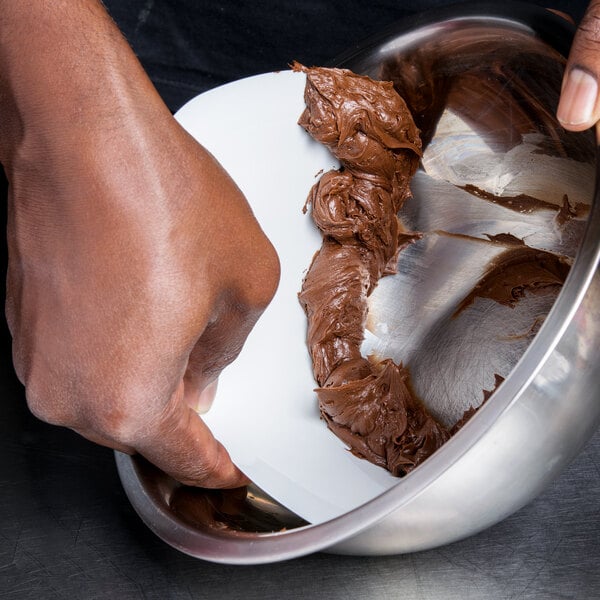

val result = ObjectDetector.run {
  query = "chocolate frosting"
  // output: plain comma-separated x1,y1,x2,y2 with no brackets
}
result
296,64,450,476
460,185,589,218
453,239,571,317
295,64,572,477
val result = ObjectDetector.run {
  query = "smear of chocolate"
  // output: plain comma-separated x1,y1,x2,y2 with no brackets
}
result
451,374,505,434
485,233,526,246
459,184,558,214
170,485,308,533
458,185,590,220
453,245,571,318
499,315,546,341
429,230,570,319
554,194,579,227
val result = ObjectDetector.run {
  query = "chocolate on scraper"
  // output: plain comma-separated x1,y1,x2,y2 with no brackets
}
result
295,64,450,476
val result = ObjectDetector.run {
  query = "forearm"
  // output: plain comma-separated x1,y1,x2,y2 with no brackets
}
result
0,0,168,169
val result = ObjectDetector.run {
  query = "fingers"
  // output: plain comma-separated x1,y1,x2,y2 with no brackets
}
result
134,381,249,488
185,303,257,387
30,374,245,488
557,0,600,130
133,259,278,485
181,239,280,407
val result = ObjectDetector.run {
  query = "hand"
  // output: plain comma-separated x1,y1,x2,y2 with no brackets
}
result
0,1,280,487
557,1,600,131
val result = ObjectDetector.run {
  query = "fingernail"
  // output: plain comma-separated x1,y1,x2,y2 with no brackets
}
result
557,68,598,127
196,379,218,414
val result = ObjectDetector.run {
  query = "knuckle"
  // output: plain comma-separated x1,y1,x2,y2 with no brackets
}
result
25,369,155,448
89,390,153,447
241,236,281,310
87,408,135,445
25,383,73,427
577,8,600,43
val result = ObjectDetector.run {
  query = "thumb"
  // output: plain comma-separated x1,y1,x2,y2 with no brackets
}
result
557,0,600,131
134,380,249,489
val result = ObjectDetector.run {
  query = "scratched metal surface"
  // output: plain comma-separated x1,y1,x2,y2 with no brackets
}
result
0,326,599,598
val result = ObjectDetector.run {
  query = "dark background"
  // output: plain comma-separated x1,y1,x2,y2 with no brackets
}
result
1,1,598,598
105,0,589,113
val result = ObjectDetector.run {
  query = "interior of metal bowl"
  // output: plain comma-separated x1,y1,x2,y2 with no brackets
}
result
116,2,600,564
345,7,595,427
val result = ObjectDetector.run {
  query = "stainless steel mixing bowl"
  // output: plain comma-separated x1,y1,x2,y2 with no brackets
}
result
116,1,600,564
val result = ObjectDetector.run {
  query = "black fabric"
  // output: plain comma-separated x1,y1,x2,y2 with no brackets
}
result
102,0,590,112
